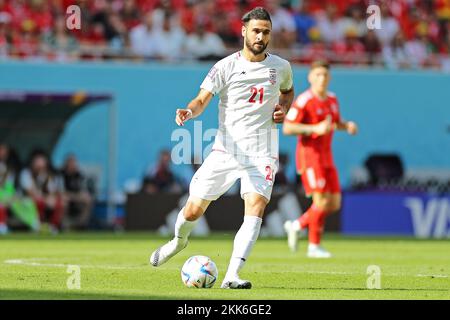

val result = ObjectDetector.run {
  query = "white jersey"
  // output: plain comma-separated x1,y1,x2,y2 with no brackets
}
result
200,51,293,159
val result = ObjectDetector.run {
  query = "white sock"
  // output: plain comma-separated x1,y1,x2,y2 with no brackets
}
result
225,215,262,280
174,207,197,244
308,243,319,250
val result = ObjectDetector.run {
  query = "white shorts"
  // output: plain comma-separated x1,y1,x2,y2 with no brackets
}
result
189,151,279,202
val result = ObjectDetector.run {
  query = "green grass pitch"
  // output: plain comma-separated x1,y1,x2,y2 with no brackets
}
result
0,233,449,300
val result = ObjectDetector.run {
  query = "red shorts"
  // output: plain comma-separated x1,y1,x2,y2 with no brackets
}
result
300,166,341,196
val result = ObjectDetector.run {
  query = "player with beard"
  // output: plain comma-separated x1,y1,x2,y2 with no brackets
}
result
150,7,294,289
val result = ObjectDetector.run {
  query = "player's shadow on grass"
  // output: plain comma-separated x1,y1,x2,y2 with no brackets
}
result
0,288,182,300
263,287,450,292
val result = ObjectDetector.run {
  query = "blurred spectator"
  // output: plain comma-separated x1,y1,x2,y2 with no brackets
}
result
316,3,343,43
0,0,446,69
363,30,382,65
0,11,11,59
266,0,297,49
441,24,450,72
141,176,159,194
142,149,183,194
20,149,65,234
383,31,410,69
298,27,329,63
120,0,141,31
375,3,400,47
189,0,215,33
292,0,316,44
405,32,434,68
156,11,185,61
152,0,180,31
106,12,129,53
226,0,249,42
364,154,404,188
0,143,17,234
214,12,240,48
0,142,20,173
129,11,163,59
86,0,130,56
185,21,226,61
90,0,116,42
42,15,79,61
332,26,366,65
82,21,107,48
337,4,367,40
61,154,93,230
179,0,196,34
10,18,41,59
28,0,53,33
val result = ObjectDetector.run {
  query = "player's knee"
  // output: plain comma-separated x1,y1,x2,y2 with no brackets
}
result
331,200,341,212
324,198,341,213
330,194,342,212
314,198,329,212
246,207,265,217
244,194,268,216
315,199,334,213
183,202,204,221
314,193,341,213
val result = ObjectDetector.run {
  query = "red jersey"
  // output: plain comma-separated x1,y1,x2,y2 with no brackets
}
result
285,89,341,172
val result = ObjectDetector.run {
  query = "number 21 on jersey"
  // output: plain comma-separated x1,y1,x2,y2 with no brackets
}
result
249,87,264,104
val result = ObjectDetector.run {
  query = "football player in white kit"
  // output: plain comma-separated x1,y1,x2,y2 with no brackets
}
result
150,7,294,289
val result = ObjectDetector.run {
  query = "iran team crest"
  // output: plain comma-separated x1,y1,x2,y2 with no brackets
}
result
269,68,277,85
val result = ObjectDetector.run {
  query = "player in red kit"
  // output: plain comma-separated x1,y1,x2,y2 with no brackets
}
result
283,61,358,258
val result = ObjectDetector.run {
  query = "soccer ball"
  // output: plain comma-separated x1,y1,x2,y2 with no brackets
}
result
181,255,218,288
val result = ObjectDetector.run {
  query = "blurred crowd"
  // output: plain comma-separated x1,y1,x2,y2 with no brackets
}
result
3,143,448,234
0,136,292,235
0,143,94,234
0,0,449,69
0,143,293,234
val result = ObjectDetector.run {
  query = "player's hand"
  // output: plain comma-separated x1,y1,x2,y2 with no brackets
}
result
273,104,285,123
314,115,332,136
175,109,193,126
346,121,358,135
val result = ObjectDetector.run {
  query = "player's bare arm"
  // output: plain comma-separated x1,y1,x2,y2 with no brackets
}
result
283,115,332,136
335,120,358,135
175,89,213,126
273,87,294,123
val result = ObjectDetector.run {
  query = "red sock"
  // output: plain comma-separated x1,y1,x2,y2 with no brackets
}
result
34,198,46,222
298,204,327,245
297,203,321,229
50,196,64,228
0,206,7,224
297,208,311,229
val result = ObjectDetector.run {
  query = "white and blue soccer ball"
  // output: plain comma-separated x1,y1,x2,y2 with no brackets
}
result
181,255,218,288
